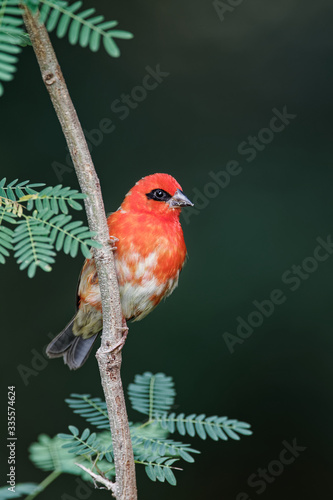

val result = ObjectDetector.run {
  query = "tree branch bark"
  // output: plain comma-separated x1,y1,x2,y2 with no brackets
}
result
22,5,137,499
75,464,117,494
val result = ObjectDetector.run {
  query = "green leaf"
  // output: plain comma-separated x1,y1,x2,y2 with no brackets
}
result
46,8,62,32
27,261,37,278
178,449,195,463
81,428,90,441
57,433,74,440
65,394,110,430
39,3,52,24
69,237,79,257
68,18,81,44
145,464,156,481
154,413,252,441
103,36,119,58
185,415,196,437
163,467,177,486
42,378,252,490
205,422,219,441
58,197,68,214
176,413,186,435
29,434,88,476
12,216,55,277
128,372,176,418
154,464,165,482
108,30,134,40
36,0,132,58
89,29,100,52
67,198,83,210
80,242,92,258
63,233,72,254
194,414,206,440
166,412,176,433
97,20,118,30
68,425,79,436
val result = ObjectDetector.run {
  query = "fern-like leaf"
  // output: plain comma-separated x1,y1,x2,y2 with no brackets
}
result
58,427,115,476
128,372,176,419
13,217,55,277
131,434,200,463
58,426,101,457
39,210,98,258
29,433,115,483
26,375,253,494
37,0,133,57
0,223,14,264
19,184,85,214
0,178,101,275
0,177,45,199
135,455,180,486
0,178,84,214
65,393,110,429
29,434,85,475
155,413,253,441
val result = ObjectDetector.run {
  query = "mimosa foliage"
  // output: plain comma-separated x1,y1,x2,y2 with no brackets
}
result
11,372,252,496
0,178,101,277
0,0,133,95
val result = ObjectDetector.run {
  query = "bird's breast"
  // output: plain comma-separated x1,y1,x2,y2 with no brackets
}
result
79,211,187,321
115,247,182,321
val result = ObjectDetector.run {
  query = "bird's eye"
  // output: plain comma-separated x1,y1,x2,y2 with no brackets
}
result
146,189,172,202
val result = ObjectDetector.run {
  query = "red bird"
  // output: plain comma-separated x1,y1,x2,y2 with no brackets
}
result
46,173,193,369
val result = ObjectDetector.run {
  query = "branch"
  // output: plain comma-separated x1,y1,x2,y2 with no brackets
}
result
22,5,137,499
75,463,117,494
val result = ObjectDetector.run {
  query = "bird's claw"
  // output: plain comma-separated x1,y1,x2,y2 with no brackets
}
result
116,325,129,333
108,236,119,251
100,322,128,354
100,336,126,354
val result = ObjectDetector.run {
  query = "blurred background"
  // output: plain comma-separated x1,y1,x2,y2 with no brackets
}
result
1,0,333,498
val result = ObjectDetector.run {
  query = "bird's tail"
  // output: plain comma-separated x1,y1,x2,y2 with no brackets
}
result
46,317,99,370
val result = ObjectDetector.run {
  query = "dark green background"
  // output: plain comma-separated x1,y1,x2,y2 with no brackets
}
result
1,0,333,498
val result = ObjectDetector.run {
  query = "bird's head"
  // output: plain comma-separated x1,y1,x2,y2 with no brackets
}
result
121,173,193,217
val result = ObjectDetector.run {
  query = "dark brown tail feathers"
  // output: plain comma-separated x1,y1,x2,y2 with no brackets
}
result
46,318,99,370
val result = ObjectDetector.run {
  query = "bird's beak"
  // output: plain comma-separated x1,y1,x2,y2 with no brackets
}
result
168,189,194,208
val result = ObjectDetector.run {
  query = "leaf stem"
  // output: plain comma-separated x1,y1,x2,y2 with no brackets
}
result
148,375,155,422
134,461,182,471
25,470,62,500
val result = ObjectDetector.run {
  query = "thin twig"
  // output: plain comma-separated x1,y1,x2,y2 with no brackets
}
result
22,5,137,499
25,470,62,500
75,463,117,494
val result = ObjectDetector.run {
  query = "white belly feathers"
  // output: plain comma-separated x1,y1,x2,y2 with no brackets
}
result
116,251,179,321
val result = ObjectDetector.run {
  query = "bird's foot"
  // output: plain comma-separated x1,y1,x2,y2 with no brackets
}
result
101,336,126,354
100,320,128,354
108,235,119,251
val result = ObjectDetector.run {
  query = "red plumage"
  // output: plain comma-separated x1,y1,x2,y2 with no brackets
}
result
46,173,193,369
